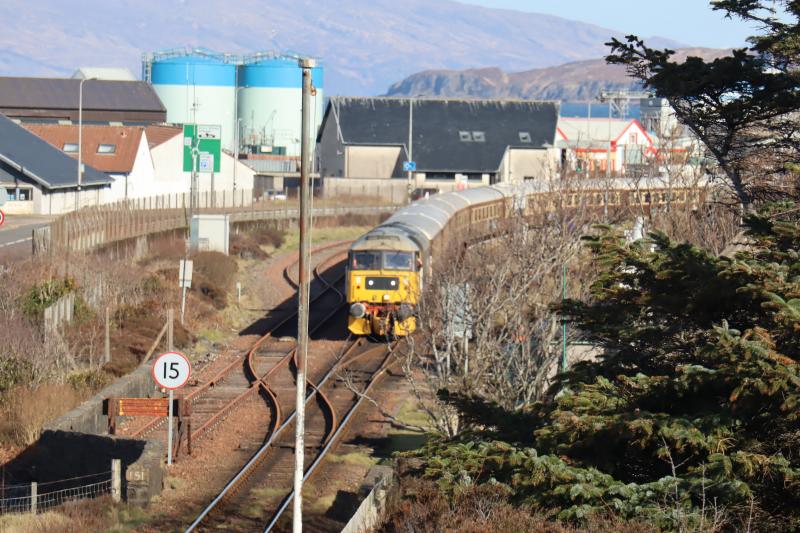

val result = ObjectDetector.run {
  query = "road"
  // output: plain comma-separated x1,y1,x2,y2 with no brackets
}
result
0,214,53,262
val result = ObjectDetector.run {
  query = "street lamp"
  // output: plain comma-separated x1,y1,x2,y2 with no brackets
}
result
233,86,248,199
76,77,97,211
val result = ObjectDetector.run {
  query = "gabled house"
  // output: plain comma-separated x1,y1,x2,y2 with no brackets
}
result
318,97,560,187
556,118,654,175
24,124,155,201
0,114,112,214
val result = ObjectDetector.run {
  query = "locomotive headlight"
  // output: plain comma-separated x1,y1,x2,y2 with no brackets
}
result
350,302,366,318
383,294,390,301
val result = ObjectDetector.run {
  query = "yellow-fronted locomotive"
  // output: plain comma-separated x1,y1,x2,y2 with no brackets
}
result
346,227,420,337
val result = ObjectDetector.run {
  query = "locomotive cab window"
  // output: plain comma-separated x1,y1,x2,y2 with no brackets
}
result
351,251,381,270
383,251,414,271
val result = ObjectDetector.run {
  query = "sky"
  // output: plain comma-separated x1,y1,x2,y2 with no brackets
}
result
462,0,763,48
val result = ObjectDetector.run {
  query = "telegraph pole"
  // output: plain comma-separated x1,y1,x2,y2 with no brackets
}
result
293,56,315,533
407,99,413,201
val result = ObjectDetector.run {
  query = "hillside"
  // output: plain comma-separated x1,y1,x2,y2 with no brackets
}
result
386,48,731,100
0,0,684,95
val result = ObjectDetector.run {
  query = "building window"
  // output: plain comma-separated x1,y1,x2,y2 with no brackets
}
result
467,173,483,181
97,144,116,154
426,172,456,180
6,188,31,201
518,131,532,143
458,131,472,142
63,143,78,153
630,132,639,144
472,131,486,142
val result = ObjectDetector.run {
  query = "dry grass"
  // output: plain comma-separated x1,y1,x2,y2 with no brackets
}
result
0,383,85,447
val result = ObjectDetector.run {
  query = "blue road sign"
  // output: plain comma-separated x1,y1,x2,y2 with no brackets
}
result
403,161,417,172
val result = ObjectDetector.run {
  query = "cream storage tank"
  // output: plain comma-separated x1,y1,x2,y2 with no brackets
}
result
237,54,324,157
146,48,237,151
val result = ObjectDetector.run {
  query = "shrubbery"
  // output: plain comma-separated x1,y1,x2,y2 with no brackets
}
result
398,213,800,531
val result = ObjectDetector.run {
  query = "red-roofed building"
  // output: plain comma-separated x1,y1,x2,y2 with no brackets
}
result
556,118,654,175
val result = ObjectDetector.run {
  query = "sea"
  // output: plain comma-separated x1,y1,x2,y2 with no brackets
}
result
560,102,641,120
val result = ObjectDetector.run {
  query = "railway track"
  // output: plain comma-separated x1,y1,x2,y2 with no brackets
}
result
186,336,395,532
119,241,351,453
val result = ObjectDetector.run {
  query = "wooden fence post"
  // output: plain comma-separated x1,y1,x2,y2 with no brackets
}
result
167,308,174,351
104,306,111,365
111,459,121,503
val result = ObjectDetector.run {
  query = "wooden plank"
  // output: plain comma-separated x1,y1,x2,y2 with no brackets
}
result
118,398,169,417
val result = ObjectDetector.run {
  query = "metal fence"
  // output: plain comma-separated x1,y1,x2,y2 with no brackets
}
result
0,470,114,515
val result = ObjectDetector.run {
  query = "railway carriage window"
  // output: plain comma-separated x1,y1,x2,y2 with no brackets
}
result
383,251,414,271
352,251,381,270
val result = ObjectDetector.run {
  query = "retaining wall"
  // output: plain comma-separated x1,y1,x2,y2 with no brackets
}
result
46,364,158,435
341,465,396,533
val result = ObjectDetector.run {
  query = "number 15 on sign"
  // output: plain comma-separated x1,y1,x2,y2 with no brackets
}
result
153,352,191,465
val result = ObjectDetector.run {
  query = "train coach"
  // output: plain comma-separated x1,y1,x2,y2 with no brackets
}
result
346,179,705,337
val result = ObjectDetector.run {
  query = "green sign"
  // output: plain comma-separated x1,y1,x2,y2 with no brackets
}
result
182,124,221,173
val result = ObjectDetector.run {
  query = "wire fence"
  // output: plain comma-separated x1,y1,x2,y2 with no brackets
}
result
0,470,113,516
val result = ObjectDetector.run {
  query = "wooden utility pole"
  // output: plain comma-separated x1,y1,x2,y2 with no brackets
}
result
293,56,315,533
104,306,111,365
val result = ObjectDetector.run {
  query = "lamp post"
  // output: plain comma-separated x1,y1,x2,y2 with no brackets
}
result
233,86,247,200
76,77,96,211
292,57,315,533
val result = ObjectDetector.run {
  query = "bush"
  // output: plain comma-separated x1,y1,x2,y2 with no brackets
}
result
230,233,269,259
383,477,654,533
192,252,237,292
251,225,285,248
19,278,76,319
66,369,110,392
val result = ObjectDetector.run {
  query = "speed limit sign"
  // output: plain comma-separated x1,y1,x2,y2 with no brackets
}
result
152,351,191,390
0,210,5,226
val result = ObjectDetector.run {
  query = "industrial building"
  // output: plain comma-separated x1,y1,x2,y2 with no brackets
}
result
0,114,112,215
142,48,324,155
317,97,560,189
0,76,166,125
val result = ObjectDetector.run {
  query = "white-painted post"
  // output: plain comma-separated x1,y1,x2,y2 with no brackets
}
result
111,459,121,502
30,482,37,514
167,388,174,466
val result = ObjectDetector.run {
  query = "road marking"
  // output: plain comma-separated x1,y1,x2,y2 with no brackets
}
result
0,237,32,248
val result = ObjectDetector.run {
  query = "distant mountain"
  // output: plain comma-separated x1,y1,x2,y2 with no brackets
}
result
0,0,686,95
386,48,731,101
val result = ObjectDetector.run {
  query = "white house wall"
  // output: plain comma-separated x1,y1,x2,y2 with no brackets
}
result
150,134,255,195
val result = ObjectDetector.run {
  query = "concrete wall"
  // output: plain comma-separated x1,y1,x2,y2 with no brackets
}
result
46,363,159,435
499,148,553,182
345,145,403,178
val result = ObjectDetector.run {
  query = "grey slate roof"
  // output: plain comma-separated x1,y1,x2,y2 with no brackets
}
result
321,97,559,173
0,77,165,113
0,114,112,189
